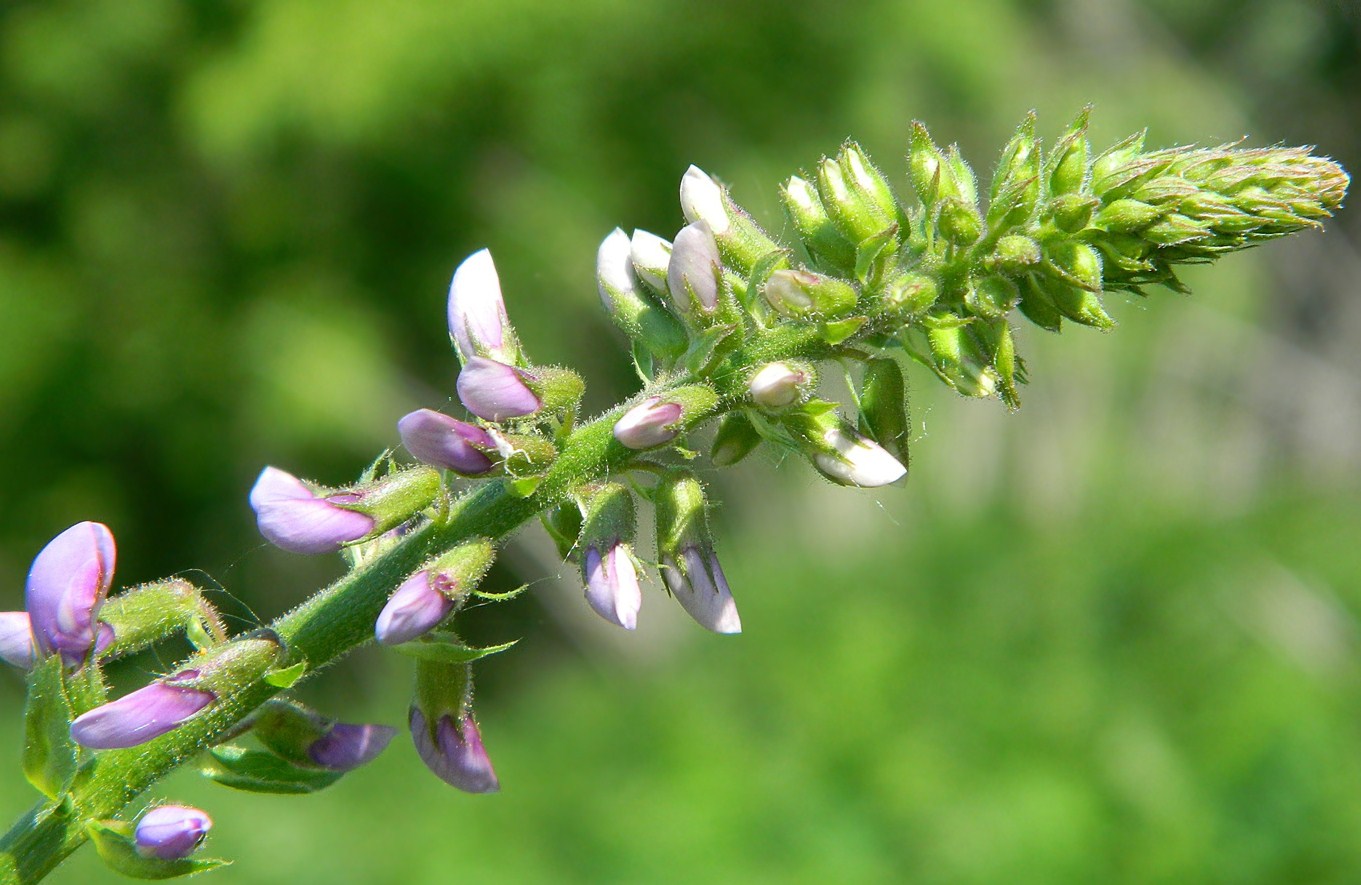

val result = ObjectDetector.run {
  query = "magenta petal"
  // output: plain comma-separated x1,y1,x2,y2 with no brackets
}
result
456,357,541,422
375,570,455,646
397,409,496,475
308,722,397,771
409,708,500,794
249,467,375,555
0,612,36,669
25,521,116,663
135,805,212,860
584,545,641,630
70,681,215,750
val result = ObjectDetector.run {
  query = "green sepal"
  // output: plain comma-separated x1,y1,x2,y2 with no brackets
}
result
1016,276,1064,332
506,475,543,498
853,226,900,285
780,174,856,274
88,819,227,880
393,633,518,664
631,340,656,383
333,466,442,539
542,502,584,561
98,579,224,661
964,275,1020,319
858,358,911,466
883,273,939,318
710,411,763,467
1050,283,1116,330
683,323,743,377
263,661,307,689
23,655,79,800
203,745,342,794
820,316,867,345
579,483,636,552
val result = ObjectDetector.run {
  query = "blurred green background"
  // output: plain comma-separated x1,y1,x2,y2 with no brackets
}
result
1,0,1359,882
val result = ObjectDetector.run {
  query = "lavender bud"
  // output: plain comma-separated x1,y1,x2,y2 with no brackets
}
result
249,467,376,555
398,408,497,475
596,229,688,362
584,544,642,631
409,707,500,794
666,221,722,317
629,229,673,294
375,570,456,646
613,396,683,450
447,248,518,365
455,356,542,422
654,472,742,634
70,673,215,750
813,421,907,488
25,521,116,665
679,165,729,235
307,722,397,771
134,805,212,860
762,269,857,318
747,362,812,411
0,611,35,669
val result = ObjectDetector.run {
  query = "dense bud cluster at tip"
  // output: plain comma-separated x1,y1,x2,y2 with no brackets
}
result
0,111,1344,863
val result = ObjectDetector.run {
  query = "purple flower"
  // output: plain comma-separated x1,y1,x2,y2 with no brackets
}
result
249,467,375,555
448,249,515,364
667,221,722,315
456,356,542,422
374,569,456,646
0,611,35,669
307,722,397,771
409,707,500,794
584,543,642,630
134,805,212,860
70,671,215,750
661,546,742,634
612,396,684,450
25,521,116,665
397,409,496,475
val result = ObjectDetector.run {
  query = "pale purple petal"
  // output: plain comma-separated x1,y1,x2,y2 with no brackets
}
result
584,544,642,630
71,680,215,750
448,249,511,362
456,357,541,422
398,409,496,475
308,722,397,771
409,708,500,794
612,397,684,450
135,805,212,860
249,467,375,555
0,612,36,669
375,570,456,646
25,521,116,663
667,221,721,314
664,547,742,634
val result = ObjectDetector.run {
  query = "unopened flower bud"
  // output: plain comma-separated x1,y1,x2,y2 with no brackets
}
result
780,175,855,273
654,472,741,634
785,407,906,488
578,484,641,630
612,385,718,450
762,269,857,318
398,408,497,476
964,274,1020,319
134,806,212,860
992,234,1042,273
411,659,498,793
883,272,939,317
26,521,116,666
1049,193,1097,233
629,230,672,294
679,165,781,272
375,539,494,645
95,578,225,660
251,700,395,772
748,361,813,411
1048,107,1091,195
307,722,397,771
595,228,688,362
908,121,950,207
448,248,520,366
924,323,1001,397
987,113,1041,229
0,611,35,669
817,154,892,246
1046,241,1104,291
667,221,723,318
938,196,983,246
456,357,542,422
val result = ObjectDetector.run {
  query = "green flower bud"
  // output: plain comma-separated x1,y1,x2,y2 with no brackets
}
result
763,269,858,318
780,175,856,273
992,234,1042,273
1049,193,1097,233
817,152,895,246
710,411,763,467
945,145,978,206
333,466,442,539
1049,283,1116,330
883,272,939,317
1045,241,1103,291
1047,106,1091,195
838,142,901,229
909,121,952,208
1094,198,1165,233
96,580,225,659
938,196,983,246
523,366,586,416
987,112,1041,229
925,323,999,398
1090,129,1146,191
1017,275,1063,332
964,274,1020,319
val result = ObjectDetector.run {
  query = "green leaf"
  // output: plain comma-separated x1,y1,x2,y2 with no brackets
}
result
202,746,342,795
682,323,742,378
853,226,898,285
392,634,519,664
23,656,79,800
506,475,543,498
263,661,307,689
88,819,228,880
820,316,866,345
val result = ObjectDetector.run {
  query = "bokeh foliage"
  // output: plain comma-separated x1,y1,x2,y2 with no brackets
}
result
1,0,1358,881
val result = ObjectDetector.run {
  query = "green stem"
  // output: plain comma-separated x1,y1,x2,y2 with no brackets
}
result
0,324,829,884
